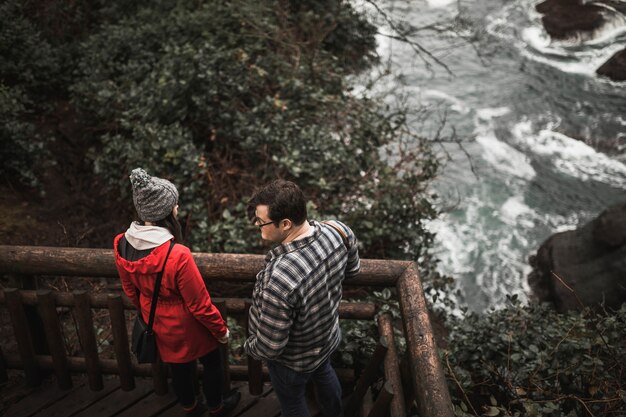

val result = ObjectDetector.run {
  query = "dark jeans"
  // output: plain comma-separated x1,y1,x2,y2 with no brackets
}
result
169,348,223,408
267,359,342,417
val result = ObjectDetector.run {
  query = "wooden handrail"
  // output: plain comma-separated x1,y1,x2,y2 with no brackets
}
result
0,290,377,319
397,263,454,417
0,245,408,287
0,245,455,417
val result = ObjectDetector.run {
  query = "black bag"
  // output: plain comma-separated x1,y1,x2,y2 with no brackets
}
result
131,240,175,363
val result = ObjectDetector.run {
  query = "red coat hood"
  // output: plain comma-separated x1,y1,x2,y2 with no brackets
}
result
113,233,171,274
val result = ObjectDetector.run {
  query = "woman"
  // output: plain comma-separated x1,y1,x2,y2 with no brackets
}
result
114,168,240,417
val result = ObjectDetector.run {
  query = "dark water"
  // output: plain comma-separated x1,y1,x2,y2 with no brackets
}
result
360,0,626,312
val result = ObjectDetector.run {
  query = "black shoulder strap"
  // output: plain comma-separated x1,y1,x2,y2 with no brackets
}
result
322,220,349,249
147,240,175,332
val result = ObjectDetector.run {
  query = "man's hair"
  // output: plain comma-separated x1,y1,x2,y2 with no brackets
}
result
248,179,307,226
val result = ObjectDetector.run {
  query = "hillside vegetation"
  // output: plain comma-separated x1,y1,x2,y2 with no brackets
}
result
1,1,623,416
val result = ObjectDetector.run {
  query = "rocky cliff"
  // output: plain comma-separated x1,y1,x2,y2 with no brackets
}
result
528,201,626,311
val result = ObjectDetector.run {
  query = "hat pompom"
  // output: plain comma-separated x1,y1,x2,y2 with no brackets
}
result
130,168,151,189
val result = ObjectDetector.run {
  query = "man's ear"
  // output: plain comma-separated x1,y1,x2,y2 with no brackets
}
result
281,219,293,230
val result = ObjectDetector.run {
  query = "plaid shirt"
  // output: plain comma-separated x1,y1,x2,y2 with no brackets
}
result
244,220,360,372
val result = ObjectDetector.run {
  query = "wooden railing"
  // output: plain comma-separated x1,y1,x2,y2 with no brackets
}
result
0,245,454,417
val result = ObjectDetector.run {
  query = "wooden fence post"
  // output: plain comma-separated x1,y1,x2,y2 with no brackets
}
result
107,294,135,391
73,290,103,390
377,313,406,417
5,288,41,386
344,337,388,417
397,263,454,417
214,301,231,393
18,274,49,356
366,381,394,417
0,344,8,384
37,290,72,389
244,301,263,395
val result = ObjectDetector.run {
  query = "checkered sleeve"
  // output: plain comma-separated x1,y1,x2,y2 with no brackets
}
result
244,268,294,361
334,221,361,279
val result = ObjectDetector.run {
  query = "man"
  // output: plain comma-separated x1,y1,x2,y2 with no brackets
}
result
244,179,360,417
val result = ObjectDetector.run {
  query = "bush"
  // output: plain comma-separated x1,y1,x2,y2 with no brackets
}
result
0,84,44,187
70,0,439,258
445,302,626,417
0,1,60,186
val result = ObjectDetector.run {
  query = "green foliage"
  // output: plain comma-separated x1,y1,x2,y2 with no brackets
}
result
445,302,626,417
0,1,60,186
67,0,438,259
0,84,44,186
0,1,61,91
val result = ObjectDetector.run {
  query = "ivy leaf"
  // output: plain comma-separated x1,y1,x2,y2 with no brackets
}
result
484,406,500,416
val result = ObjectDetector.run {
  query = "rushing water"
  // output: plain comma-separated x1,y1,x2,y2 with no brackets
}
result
358,0,626,312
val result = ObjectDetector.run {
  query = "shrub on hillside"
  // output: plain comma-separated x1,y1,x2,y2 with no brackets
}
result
70,0,438,258
445,302,626,417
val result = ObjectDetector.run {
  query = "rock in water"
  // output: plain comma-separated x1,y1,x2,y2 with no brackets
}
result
528,201,626,312
536,0,605,39
597,48,626,81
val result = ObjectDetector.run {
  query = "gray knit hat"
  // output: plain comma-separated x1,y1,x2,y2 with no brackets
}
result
129,168,179,222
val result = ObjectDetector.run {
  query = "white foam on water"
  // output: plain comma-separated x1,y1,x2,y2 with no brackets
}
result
426,0,456,8
511,121,626,187
429,191,533,312
476,106,511,120
520,43,626,75
476,134,536,180
500,196,537,228
428,217,480,276
582,18,626,46
422,89,470,114
522,26,566,56
474,108,536,180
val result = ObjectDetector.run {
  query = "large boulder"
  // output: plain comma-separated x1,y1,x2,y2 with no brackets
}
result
535,0,606,39
597,48,626,81
528,201,626,312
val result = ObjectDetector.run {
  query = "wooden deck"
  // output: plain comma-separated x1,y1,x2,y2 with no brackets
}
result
3,377,325,417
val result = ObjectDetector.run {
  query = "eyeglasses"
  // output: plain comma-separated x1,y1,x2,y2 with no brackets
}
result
254,218,275,229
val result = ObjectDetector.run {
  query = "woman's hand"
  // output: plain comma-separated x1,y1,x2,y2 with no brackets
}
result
218,329,230,344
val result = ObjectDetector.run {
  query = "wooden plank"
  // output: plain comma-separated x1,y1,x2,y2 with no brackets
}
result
72,378,153,417
237,389,282,417
115,391,178,417
5,288,40,386
228,382,272,417
29,378,119,417
4,380,84,417
73,291,103,391
37,290,72,390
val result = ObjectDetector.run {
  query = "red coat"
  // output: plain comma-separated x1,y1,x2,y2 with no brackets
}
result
114,234,227,363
